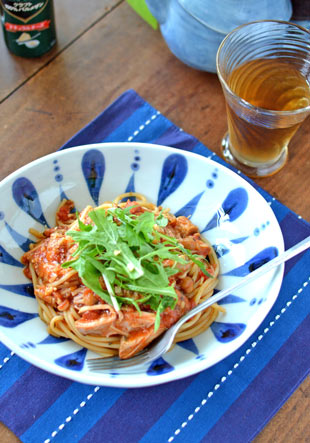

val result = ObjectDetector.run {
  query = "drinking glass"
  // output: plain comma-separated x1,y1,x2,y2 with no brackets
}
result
216,20,310,177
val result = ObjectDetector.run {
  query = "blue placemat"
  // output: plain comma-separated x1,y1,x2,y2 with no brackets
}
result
0,89,309,443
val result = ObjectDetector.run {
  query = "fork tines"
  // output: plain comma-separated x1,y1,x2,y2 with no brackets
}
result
86,352,150,371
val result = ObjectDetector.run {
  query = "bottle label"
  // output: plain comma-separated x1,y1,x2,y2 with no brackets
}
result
4,19,51,32
1,1,48,22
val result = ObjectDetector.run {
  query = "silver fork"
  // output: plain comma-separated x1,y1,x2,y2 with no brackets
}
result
87,235,310,371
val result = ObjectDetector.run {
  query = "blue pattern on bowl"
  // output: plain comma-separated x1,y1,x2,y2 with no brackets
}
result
222,247,278,277
202,187,248,232
0,305,38,328
82,149,105,206
0,283,34,297
12,177,50,227
210,321,246,343
0,244,24,268
147,357,174,375
157,153,188,205
54,348,87,371
176,338,199,355
4,222,33,252
39,335,69,345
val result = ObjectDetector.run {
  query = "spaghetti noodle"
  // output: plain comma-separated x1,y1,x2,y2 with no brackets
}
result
21,193,222,359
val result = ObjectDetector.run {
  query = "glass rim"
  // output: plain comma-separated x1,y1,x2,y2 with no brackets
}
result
216,19,310,117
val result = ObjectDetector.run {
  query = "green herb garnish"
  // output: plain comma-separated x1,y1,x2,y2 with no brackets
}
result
62,206,212,331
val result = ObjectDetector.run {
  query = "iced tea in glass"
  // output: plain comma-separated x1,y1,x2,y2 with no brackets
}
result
216,21,310,177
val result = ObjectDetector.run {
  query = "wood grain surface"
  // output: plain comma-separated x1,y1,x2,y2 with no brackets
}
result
0,1,309,441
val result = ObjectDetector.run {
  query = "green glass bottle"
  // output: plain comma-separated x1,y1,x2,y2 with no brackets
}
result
0,0,56,57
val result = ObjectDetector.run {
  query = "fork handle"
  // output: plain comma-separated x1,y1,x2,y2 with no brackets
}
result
176,234,310,328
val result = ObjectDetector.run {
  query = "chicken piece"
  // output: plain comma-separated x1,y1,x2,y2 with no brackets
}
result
179,233,210,257
119,325,165,359
22,232,72,281
83,288,97,306
119,291,192,359
180,276,194,294
75,309,117,335
175,216,199,237
75,292,192,358
75,308,156,337
161,290,191,329
115,310,156,334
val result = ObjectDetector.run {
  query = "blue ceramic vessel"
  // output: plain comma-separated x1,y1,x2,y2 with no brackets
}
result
145,0,293,72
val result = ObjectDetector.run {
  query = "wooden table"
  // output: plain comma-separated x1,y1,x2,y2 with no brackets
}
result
0,1,309,441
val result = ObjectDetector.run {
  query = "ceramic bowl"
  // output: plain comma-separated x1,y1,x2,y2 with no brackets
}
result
0,142,284,387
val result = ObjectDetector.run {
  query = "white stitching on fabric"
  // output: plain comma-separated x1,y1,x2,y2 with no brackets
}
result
43,386,101,443
127,111,161,142
0,351,15,369
167,277,309,442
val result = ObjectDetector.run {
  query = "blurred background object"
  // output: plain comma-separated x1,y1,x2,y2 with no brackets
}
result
291,0,310,29
144,0,292,72
291,0,310,19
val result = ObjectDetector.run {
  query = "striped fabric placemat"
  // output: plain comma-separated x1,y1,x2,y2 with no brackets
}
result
0,89,309,443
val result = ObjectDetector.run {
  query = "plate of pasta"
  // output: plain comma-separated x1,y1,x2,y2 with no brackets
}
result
0,142,284,387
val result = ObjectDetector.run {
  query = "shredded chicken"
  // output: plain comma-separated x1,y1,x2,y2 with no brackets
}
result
22,203,213,358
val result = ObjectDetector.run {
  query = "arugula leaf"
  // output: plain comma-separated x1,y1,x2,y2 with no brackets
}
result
154,296,174,331
77,216,92,232
155,211,169,227
62,204,213,332
118,242,144,278
118,222,141,247
125,282,176,297
133,211,155,239
89,209,119,244
87,256,119,311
